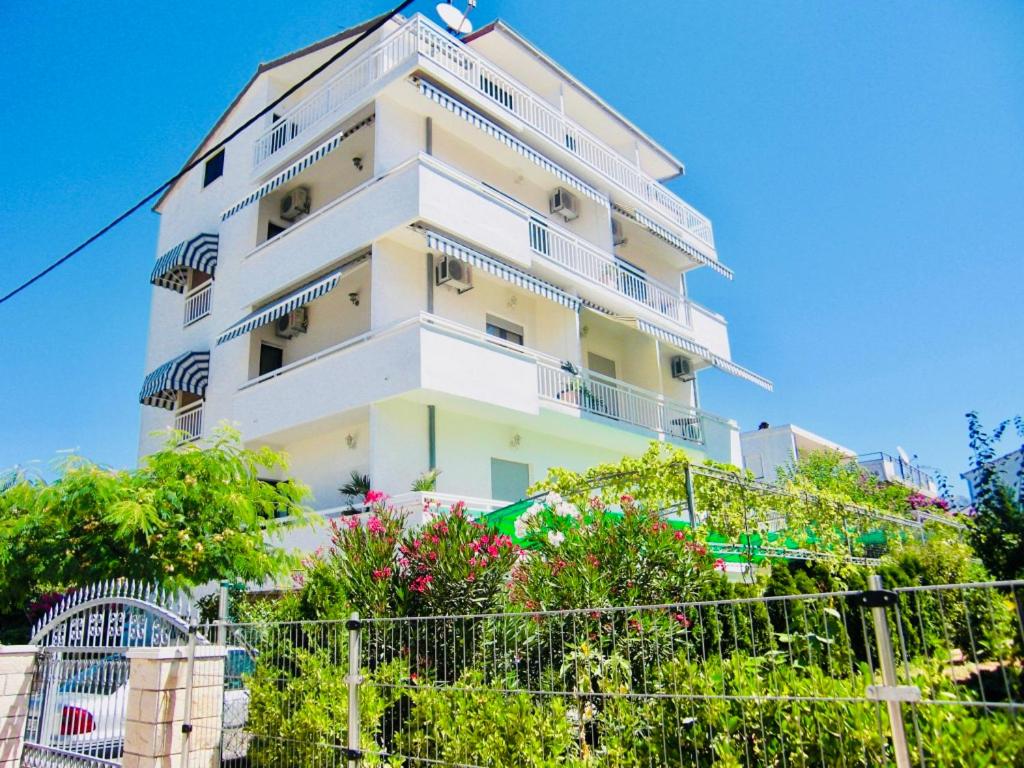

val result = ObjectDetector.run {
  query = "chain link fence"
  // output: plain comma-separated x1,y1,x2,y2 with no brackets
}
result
192,577,1024,767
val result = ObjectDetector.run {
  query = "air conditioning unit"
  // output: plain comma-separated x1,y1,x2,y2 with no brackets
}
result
549,187,579,221
671,355,695,381
435,256,473,293
612,218,627,246
275,307,308,338
280,186,311,221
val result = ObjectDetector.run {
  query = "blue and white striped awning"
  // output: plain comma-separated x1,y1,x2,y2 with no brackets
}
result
139,351,210,410
413,78,608,207
216,256,367,345
636,319,773,391
151,234,219,292
221,116,375,222
614,206,733,280
419,227,581,312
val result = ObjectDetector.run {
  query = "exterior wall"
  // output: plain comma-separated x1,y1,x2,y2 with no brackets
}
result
0,646,34,768
740,429,797,482
963,449,1024,504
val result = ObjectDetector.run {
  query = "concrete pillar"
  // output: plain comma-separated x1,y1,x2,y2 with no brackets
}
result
0,646,36,768
123,645,226,768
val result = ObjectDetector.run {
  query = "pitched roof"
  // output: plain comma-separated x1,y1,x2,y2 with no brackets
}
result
154,12,393,213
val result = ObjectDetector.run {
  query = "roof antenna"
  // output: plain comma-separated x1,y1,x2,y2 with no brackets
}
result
436,0,476,35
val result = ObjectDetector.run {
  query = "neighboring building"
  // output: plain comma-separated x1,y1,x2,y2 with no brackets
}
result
741,424,939,496
962,449,1024,505
138,12,771,524
740,424,855,484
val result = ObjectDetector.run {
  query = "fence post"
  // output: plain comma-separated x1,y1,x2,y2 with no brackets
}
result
0,645,36,768
684,463,697,528
179,625,199,768
346,612,362,767
866,574,913,768
217,584,229,646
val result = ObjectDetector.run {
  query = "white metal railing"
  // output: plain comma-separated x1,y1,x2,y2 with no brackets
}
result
252,22,420,169
529,219,691,327
250,15,714,249
183,282,212,326
537,359,703,445
174,401,204,442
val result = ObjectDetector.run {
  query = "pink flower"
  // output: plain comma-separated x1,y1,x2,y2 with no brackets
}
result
410,575,433,593
674,613,692,628
588,496,605,512
367,516,386,535
372,567,392,581
586,554,600,568
451,501,466,517
620,493,634,505
487,545,499,558
365,489,388,504
713,558,726,571
674,530,686,540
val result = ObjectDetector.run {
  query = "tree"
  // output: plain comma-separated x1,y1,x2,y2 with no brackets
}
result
964,412,1024,580
0,426,310,621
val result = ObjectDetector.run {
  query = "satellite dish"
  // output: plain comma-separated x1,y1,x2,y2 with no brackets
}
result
436,1,474,34
896,446,912,465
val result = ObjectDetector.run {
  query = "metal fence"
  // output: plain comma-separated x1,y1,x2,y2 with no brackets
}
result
196,577,1024,767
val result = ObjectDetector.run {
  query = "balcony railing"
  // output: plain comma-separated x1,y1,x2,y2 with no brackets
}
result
529,220,691,327
183,283,212,326
537,359,703,445
174,401,204,442
251,15,714,249
857,452,937,493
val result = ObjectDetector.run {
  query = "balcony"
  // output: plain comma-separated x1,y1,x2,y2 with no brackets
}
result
183,282,212,326
537,359,703,445
857,453,939,495
251,15,714,253
529,219,692,328
174,401,204,442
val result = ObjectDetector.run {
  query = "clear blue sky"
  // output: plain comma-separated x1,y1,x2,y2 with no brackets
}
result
1,1,1021,491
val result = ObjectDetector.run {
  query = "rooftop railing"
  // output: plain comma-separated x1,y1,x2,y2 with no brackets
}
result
857,452,937,492
251,15,714,249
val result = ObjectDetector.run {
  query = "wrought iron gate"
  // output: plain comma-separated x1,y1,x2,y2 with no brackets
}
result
21,582,199,767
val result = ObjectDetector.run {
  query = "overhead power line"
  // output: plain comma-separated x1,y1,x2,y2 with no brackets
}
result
0,0,415,307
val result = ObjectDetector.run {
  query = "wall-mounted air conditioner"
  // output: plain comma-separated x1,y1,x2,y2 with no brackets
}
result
280,186,311,221
275,307,309,338
549,187,579,221
612,218,627,246
671,355,695,381
435,256,473,293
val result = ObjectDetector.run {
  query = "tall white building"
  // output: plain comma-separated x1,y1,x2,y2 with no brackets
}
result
138,12,772,518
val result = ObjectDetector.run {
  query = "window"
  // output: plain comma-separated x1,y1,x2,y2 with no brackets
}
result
267,220,287,240
486,315,524,346
203,149,225,187
259,343,284,377
491,458,530,502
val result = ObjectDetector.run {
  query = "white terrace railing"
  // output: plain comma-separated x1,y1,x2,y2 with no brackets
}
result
537,359,704,445
252,15,714,249
529,219,692,327
173,401,204,442
183,282,212,326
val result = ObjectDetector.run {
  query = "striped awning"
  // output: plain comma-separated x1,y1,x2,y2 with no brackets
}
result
151,234,219,292
216,256,367,345
221,116,375,222
419,227,581,312
614,205,733,280
636,319,773,391
413,78,608,207
139,351,209,410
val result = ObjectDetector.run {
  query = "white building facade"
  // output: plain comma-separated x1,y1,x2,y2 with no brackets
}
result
138,13,771,518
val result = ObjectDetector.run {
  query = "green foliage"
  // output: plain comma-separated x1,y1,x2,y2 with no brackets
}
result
409,469,441,492
338,470,371,501
964,411,1024,580
0,426,309,619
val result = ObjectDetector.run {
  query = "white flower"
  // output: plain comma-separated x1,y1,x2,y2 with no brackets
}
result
526,502,544,519
514,516,530,539
555,500,580,519
547,530,565,547
544,492,564,507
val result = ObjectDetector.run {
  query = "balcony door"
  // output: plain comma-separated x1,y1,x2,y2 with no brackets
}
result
587,353,620,420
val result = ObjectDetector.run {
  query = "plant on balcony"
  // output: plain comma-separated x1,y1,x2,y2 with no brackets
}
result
557,361,606,413
339,470,371,508
410,469,441,492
